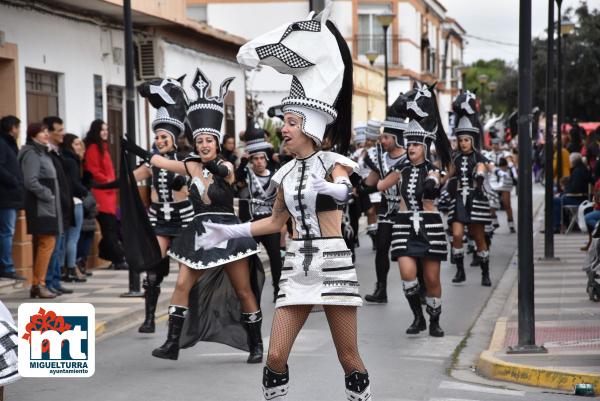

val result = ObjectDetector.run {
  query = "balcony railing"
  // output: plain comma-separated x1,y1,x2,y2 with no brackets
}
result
355,34,394,61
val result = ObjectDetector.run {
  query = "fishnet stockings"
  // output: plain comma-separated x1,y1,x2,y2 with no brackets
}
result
266,305,366,374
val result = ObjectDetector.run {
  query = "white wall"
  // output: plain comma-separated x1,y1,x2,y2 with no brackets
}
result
399,42,421,72
437,91,452,134
0,4,127,141
398,3,420,43
207,2,310,40
331,1,353,39
388,78,412,105
161,41,247,142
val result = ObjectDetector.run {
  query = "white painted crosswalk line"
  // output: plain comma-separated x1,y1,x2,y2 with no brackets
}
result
438,380,526,396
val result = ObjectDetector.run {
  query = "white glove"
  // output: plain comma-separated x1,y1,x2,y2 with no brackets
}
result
310,173,351,203
195,221,252,251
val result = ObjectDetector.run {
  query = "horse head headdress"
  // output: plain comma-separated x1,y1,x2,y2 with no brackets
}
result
138,75,188,144
452,90,483,151
237,1,353,153
388,81,451,168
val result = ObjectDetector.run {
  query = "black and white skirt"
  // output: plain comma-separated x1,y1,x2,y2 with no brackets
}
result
277,237,362,307
390,211,448,261
168,212,260,269
448,190,492,225
148,200,194,237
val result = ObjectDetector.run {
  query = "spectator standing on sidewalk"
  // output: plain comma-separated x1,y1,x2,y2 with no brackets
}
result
42,116,74,295
60,133,88,282
553,152,591,233
83,119,127,270
18,123,59,299
0,116,25,280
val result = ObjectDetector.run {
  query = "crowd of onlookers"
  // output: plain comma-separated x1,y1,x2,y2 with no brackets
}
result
0,115,129,298
536,121,600,245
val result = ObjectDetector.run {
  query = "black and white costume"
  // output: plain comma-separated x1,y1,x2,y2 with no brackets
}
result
363,115,407,303
227,8,373,399
143,68,264,363
390,159,448,260
236,129,283,301
383,81,453,338
447,151,493,226
147,155,194,237
271,151,362,307
448,91,492,286
136,76,193,333
351,121,379,248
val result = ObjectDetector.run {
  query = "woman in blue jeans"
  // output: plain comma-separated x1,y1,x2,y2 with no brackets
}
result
60,134,88,282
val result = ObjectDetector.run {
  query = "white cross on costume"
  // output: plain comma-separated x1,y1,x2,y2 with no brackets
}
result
410,211,424,234
160,203,174,221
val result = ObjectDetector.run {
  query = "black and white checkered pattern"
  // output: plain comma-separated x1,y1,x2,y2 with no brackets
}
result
281,20,322,41
290,76,306,98
0,320,19,385
256,43,314,69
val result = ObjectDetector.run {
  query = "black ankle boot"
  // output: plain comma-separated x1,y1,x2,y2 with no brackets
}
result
480,253,491,287
242,310,263,364
345,370,372,401
152,305,186,360
452,257,466,283
426,304,444,337
364,282,387,303
139,282,161,333
262,365,289,400
405,288,427,334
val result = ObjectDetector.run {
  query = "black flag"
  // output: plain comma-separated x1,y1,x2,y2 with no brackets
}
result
119,146,162,272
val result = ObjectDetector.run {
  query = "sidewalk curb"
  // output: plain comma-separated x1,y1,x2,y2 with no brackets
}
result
478,346,600,394
473,197,600,395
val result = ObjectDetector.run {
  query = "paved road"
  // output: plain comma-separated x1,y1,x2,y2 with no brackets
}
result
8,208,576,400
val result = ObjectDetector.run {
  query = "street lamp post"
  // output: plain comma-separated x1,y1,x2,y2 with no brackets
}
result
122,0,142,296
365,49,379,67
488,81,497,115
507,0,546,355
556,1,563,186
478,74,489,111
543,0,557,260
377,11,395,117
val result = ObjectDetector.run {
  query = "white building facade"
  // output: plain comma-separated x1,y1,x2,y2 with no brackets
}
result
0,0,248,155
187,0,466,130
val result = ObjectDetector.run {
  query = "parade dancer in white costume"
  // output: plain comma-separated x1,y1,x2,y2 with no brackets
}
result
377,83,451,337
200,5,372,400
123,68,264,364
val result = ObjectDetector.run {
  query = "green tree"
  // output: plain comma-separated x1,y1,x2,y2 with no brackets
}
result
498,3,600,122
464,59,518,115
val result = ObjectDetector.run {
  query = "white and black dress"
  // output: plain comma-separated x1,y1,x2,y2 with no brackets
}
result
390,161,448,261
168,158,264,352
272,151,362,307
448,152,492,225
168,159,260,269
364,148,407,223
147,152,194,237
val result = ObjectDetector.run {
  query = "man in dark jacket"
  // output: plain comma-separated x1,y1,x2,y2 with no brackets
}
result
43,116,74,295
552,152,592,232
0,116,25,280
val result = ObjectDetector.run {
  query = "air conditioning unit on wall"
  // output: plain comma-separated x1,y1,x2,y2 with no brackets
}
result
135,38,161,80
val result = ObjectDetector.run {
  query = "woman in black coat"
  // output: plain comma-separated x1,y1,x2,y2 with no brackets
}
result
60,134,89,282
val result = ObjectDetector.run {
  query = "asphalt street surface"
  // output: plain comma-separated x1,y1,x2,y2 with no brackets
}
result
8,215,576,401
